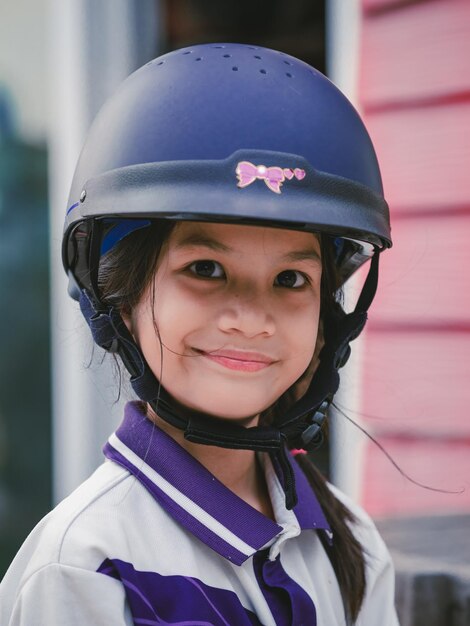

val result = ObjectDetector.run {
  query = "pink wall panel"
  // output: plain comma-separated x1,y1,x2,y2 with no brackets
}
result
362,437,470,517
360,330,470,435
358,0,470,517
365,101,470,211
362,0,425,12
360,0,470,108
369,213,470,324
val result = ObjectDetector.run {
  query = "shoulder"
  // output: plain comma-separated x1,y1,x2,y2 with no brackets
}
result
2,461,135,577
326,483,400,626
0,561,133,626
0,461,138,624
327,482,389,558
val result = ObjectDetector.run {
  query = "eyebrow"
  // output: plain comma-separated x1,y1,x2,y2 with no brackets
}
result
174,234,231,253
174,233,322,265
281,249,322,265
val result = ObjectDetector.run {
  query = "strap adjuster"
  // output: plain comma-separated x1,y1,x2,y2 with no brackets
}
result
334,343,351,369
301,399,330,448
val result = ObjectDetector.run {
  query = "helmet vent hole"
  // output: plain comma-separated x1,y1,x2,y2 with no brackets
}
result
283,60,292,66
182,51,192,55
259,69,267,75
254,55,262,59
157,61,164,66
232,66,239,71
286,73,293,78
212,45,225,49
223,54,231,58
195,57,202,61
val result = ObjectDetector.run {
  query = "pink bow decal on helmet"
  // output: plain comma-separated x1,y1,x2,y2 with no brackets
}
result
236,161,306,194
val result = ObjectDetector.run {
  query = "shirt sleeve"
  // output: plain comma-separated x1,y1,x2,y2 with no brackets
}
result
356,528,400,626
5,563,133,626
327,483,400,626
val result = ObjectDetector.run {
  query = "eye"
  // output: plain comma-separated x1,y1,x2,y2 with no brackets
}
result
275,270,307,289
188,260,225,279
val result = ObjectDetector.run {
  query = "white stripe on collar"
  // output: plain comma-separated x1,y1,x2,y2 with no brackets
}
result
109,432,257,558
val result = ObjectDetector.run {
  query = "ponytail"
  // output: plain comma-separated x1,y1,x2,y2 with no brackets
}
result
295,454,366,622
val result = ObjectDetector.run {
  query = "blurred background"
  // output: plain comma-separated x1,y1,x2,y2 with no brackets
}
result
1,0,469,622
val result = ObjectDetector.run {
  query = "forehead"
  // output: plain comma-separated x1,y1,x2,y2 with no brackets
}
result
168,221,321,255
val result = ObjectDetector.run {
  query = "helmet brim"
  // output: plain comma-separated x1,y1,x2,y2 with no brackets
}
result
64,149,391,285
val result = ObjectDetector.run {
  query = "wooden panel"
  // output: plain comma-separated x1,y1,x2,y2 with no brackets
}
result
359,331,470,435
364,101,470,211
361,438,470,517
362,0,433,14
360,0,470,107
358,0,470,521
369,213,470,324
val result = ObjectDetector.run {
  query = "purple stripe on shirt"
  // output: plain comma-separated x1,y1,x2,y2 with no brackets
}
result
267,447,330,532
108,403,282,545
289,457,330,532
105,402,332,563
104,442,251,565
97,558,263,626
253,550,317,626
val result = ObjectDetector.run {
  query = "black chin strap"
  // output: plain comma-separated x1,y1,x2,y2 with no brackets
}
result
78,252,379,510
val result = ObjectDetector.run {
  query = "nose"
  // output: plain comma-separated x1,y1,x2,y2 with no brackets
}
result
217,288,276,338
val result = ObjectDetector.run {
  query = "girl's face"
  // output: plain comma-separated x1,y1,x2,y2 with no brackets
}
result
127,222,322,423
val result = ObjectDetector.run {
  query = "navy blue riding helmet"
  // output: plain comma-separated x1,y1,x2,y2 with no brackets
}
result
63,43,391,508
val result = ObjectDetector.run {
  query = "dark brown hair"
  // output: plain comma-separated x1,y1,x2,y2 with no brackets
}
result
98,219,366,621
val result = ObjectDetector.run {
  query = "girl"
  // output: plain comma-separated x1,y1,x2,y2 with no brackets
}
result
0,44,399,625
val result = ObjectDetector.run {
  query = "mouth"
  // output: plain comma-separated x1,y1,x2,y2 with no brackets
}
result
195,349,276,372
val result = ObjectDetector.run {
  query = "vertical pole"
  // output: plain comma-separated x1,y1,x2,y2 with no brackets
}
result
325,0,366,501
48,0,160,503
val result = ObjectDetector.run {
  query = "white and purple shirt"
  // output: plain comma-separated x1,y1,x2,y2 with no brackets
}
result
0,402,399,625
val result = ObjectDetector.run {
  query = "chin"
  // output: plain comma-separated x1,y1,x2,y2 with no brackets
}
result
181,395,271,424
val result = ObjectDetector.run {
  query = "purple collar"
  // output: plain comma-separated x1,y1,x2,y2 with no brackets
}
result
104,402,331,565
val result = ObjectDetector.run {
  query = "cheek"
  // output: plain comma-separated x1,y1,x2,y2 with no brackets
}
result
130,300,160,358
137,280,208,362
151,282,201,343
288,304,320,358
283,310,321,399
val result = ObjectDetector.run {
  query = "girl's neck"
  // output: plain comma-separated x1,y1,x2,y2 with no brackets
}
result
147,406,274,520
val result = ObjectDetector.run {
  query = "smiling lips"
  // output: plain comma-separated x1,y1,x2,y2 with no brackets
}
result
198,349,275,372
